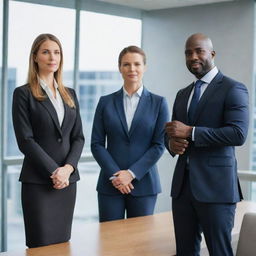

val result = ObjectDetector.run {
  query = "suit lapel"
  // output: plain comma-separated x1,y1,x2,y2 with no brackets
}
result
40,97,62,136
193,71,223,123
129,88,150,136
61,102,69,129
114,89,129,137
181,84,194,124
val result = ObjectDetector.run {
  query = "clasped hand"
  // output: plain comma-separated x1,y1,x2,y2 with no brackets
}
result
50,164,74,190
165,121,192,155
111,170,134,194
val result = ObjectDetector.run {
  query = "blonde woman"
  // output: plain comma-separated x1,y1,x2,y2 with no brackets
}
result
12,34,84,248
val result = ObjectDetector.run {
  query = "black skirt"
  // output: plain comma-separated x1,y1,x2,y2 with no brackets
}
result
21,182,77,248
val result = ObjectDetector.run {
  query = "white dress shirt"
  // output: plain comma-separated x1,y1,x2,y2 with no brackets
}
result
39,78,65,126
189,66,219,140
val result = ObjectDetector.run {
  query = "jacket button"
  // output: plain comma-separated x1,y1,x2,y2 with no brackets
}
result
57,138,62,143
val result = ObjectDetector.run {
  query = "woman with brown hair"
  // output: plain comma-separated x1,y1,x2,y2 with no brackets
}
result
12,33,84,248
91,46,169,222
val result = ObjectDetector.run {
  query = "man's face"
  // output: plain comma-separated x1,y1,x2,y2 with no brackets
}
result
185,38,215,79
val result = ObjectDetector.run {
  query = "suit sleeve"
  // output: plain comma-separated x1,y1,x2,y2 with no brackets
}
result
12,87,59,175
129,97,170,180
165,92,179,157
91,97,121,177
194,83,249,147
65,90,85,172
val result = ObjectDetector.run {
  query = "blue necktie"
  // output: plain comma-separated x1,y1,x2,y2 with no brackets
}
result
188,80,204,124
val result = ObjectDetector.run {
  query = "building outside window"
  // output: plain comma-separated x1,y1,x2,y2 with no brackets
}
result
4,1,141,251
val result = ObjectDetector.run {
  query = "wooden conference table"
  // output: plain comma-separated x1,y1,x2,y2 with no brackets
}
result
1,201,256,256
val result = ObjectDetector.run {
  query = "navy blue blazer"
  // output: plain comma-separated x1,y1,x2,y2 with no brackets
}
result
12,84,84,184
168,71,249,203
91,87,169,196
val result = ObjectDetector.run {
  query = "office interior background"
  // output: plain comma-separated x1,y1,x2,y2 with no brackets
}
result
0,0,255,252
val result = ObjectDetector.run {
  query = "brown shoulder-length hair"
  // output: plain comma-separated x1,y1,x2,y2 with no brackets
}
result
27,33,75,108
118,45,146,67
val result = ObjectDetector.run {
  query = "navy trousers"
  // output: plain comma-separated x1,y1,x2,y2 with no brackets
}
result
172,171,236,256
98,193,157,222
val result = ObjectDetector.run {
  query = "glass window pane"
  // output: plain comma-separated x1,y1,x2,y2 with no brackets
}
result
0,0,2,69
79,11,142,153
252,182,256,201
0,0,3,247
240,179,256,202
73,162,99,224
7,165,25,250
7,1,75,250
7,1,75,157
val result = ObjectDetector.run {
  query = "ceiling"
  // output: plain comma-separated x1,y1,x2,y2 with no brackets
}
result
96,0,235,11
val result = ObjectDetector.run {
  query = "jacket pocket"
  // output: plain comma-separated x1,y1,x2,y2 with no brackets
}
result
208,156,233,167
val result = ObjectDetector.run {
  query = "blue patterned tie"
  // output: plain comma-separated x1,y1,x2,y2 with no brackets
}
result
188,80,204,124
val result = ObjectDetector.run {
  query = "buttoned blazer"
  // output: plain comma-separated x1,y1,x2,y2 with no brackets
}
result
91,87,169,196
12,84,85,184
168,71,249,203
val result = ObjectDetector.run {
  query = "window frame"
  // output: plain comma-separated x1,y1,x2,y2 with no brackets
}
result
0,0,142,251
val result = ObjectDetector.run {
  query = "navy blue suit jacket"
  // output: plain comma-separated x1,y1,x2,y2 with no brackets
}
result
168,71,249,203
91,87,169,196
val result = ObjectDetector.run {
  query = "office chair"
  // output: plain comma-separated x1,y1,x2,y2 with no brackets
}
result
236,212,256,256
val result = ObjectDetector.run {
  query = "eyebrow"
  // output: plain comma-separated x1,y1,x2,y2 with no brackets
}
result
41,48,60,51
185,47,204,52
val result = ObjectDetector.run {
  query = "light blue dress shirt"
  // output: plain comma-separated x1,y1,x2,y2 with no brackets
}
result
122,85,144,179
123,85,143,131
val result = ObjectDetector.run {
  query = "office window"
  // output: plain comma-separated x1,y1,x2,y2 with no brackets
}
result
7,0,75,157
253,182,256,201
0,0,2,73
0,0,3,248
7,1,75,250
79,11,141,153
71,11,141,230
2,1,142,252
73,162,100,223
6,165,25,250
252,60,256,199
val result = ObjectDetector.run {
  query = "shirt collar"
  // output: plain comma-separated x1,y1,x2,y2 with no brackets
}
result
123,85,143,97
197,66,218,84
39,77,59,90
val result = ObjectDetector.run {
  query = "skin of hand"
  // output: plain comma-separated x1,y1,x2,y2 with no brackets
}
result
169,137,189,155
112,170,134,187
50,164,74,190
112,170,134,194
117,183,135,194
165,121,193,139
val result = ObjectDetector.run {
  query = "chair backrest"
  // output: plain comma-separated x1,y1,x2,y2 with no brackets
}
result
236,212,256,256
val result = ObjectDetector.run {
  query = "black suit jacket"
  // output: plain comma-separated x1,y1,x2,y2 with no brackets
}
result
12,84,84,184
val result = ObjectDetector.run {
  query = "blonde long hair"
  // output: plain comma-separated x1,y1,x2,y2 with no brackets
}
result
27,33,75,108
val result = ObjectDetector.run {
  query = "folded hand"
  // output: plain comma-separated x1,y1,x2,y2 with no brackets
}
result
111,170,134,194
50,164,74,190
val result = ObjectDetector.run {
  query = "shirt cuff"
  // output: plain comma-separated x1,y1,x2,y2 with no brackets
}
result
128,169,136,179
192,127,195,141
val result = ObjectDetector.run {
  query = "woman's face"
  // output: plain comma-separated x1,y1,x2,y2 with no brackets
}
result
119,52,146,85
34,40,61,76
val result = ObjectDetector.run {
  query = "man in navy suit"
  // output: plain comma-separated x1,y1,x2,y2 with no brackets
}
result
165,33,249,255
